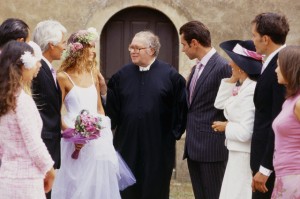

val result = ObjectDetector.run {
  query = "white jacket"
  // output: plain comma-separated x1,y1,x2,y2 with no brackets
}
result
214,78,256,153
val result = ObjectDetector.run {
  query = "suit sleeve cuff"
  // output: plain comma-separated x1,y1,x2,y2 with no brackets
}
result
101,94,107,105
259,165,273,176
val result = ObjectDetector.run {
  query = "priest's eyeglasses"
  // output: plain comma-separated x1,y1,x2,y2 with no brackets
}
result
128,46,149,53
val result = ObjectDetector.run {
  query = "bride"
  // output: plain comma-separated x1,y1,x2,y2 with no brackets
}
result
51,28,134,199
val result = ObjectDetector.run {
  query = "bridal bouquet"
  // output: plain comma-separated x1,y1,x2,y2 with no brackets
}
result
62,110,102,159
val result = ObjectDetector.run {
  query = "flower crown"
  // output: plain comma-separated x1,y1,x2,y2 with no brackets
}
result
63,27,99,59
20,41,42,69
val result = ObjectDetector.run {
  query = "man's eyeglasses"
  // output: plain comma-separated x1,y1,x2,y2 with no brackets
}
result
128,46,149,53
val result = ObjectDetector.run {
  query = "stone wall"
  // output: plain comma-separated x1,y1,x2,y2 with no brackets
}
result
1,0,299,182
1,0,299,77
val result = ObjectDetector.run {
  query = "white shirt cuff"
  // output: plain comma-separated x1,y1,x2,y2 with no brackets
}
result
259,165,273,176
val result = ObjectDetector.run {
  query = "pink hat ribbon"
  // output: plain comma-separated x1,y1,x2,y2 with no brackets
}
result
232,44,263,61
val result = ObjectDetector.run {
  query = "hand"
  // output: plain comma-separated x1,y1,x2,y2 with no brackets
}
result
97,72,107,95
211,121,228,132
252,171,269,193
226,75,239,84
44,167,55,193
75,143,84,150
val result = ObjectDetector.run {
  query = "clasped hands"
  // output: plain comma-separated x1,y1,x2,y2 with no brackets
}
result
252,171,269,193
211,121,227,132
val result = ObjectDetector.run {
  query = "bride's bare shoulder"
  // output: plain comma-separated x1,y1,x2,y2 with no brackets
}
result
56,71,68,81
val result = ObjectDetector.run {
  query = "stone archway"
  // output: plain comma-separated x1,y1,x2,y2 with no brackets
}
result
100,7,179,81
86,2,192,79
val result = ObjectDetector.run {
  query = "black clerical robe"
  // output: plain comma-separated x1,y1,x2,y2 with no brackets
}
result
106,59,187,199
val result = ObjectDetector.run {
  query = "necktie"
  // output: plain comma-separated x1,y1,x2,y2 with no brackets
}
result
51,68,57,87
189,63,203,103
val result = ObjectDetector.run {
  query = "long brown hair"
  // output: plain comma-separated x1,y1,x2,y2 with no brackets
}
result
0,41,34,116
278,46,300,98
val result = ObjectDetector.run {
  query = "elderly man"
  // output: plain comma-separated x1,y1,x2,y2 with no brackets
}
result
105,30,187,199
31,20,67,199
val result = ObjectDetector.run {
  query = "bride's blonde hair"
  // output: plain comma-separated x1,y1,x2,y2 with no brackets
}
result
58,28,99,74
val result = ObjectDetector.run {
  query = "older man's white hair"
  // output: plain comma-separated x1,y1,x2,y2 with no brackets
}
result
134,31,161,57
32,20,67,53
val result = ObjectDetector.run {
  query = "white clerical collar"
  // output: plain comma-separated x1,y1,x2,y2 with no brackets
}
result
42,55,53,70
261,44,286,73
139,58,155,71
199,48,216,66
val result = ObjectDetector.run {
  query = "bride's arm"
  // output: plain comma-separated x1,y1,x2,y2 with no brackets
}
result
57,72,69,130
95,72,105,115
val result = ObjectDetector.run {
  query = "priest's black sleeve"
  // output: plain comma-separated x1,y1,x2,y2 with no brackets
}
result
171,72,188,140
106,74,121,129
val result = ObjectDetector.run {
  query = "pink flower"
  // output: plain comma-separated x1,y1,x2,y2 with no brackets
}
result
70,42,83,52
232,85,241,96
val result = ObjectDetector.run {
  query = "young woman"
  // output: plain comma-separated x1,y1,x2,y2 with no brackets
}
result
212,40,262,199
0,41,55,199
51,28,134,199
272,46,300,199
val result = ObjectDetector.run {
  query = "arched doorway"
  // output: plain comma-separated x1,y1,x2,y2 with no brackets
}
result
100,7,179,81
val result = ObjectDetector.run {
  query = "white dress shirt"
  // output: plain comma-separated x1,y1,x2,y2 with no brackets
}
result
261,44,286,74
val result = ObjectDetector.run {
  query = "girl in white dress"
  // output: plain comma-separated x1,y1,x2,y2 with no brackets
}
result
51,28,134,199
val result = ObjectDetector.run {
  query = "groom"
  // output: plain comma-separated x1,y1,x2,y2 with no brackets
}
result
31,20,67,199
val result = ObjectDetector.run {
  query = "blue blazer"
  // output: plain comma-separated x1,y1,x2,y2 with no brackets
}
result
184,52,231,162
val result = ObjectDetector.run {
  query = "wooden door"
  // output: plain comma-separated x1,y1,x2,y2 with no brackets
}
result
100,7,179,81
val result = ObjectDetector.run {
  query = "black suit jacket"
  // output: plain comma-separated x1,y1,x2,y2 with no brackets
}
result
250,54,285,172
32,59,62,169
184,52,231,162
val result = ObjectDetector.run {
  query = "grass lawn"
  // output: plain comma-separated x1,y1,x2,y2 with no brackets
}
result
170,180,194,199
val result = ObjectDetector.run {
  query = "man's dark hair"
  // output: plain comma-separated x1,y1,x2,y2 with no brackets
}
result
252,12,289,45
0,18,29,48
179,20,211,47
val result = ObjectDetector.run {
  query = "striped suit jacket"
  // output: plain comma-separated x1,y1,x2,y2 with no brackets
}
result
184,52,231,162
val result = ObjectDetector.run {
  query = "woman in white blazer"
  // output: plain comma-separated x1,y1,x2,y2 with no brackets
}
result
212,40,262,199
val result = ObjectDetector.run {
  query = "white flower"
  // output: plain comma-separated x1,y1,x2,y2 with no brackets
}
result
20,51,38,69
87,27,97,34
87,27,99,42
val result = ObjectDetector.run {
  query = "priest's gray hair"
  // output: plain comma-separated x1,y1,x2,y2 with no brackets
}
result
135,31,161,57
32,20,67,52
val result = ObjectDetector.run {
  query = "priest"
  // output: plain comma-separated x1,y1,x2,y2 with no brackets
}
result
105,30,187,199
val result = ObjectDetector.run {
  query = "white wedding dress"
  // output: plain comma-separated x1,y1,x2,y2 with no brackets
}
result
52,72,129,199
